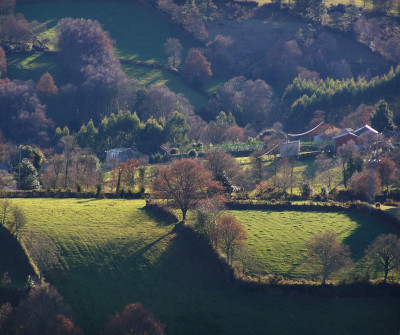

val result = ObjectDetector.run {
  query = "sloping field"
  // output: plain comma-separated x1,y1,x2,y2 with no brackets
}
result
7,198,400,335
8,1,206,108
228,209,397,279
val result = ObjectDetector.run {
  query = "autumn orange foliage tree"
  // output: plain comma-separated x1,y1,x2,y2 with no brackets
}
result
103,303,164,335
36,72,58,96
183,48,212,86
151,159,222,221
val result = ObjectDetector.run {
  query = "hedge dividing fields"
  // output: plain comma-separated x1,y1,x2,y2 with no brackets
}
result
3,198,399,335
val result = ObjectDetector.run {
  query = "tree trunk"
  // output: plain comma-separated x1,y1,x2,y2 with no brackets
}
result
182,209,187,222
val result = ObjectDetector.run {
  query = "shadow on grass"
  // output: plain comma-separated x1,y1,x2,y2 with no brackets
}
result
0,226,35,287
342,211,395,261
76,199,100,204
138,206,176,226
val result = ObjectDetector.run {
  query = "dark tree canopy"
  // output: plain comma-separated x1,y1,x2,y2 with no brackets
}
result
0,79,54,145
209,76,273,130
183,48,212,86
56,18,130,124
370,99,396,133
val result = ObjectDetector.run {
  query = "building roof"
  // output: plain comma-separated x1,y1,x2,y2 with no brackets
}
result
353,125,379,136
332,132,361,140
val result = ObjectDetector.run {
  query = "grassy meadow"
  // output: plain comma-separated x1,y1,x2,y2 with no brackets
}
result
228,209,396,278
2,198,398,334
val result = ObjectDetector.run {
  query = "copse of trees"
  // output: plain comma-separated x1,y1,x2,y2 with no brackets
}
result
74,108,192,156
207,76,274,130
56,18,130,126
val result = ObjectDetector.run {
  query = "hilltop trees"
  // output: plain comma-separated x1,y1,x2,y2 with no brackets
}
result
152,159,222,221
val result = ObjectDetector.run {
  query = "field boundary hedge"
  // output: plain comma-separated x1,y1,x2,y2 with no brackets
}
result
0,190,147,199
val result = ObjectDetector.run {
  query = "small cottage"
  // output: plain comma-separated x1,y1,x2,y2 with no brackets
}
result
106,142,149,168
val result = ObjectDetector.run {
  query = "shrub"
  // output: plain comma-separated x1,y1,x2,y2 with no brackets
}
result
169,147,179,155
187,149,197,158
301,181,314,199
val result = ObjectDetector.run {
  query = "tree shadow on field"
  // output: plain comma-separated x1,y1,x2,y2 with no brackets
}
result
342,212,395,261
76,199,101,204
0,225,35,287
138,206,176,226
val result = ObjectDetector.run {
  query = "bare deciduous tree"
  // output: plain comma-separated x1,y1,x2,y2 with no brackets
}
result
151,159,222,221
365,234,400,283
164,38,182,69
305,230,352,284
216,215,247,266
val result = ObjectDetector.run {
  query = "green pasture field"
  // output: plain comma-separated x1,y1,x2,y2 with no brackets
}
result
4,198,399,335
227,209,397,279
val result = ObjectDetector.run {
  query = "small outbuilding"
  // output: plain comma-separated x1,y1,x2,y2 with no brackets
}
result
280,140,300,157
106,142,149,168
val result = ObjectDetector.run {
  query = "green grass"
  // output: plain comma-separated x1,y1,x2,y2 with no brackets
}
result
5,198,400,335
228,209,397,279
6,53,64,84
